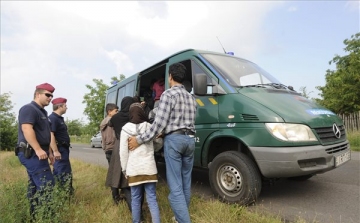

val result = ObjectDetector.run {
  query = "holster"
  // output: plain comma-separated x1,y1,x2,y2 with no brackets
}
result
15,142,33,159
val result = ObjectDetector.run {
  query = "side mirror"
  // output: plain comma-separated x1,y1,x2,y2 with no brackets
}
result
194,73,207,96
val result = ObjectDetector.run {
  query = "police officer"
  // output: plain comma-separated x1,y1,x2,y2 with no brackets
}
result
16,83,61,217
49,97,74,194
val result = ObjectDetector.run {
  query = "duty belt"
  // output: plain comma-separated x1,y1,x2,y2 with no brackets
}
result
17,145,49,153
57,141,71,148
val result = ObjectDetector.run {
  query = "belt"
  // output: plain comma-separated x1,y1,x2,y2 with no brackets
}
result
17,145,49,152
57,141,71,148
167,129,195,136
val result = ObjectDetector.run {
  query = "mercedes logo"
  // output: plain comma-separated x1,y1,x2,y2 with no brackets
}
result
332,123,341,139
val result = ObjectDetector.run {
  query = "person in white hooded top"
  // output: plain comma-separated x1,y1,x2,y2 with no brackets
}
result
120,103,161,223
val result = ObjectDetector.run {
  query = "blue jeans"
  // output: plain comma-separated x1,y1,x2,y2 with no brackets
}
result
131,183,160,223
164,134,195,223
18,151,54,216
53,146,73,193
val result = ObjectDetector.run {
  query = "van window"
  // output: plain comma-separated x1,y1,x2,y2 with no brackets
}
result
117,86,126,106
192,60,217,95
125,81,135,97
107,90,116,104
201,53,280,87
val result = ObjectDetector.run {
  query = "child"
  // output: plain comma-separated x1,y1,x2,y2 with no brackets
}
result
120,103,161,223
100,103,118,162
100,103,119,203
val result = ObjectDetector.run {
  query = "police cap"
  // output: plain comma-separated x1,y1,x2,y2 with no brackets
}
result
36,83,55,93
52,97,67,105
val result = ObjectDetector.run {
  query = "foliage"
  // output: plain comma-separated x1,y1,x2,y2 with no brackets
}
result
69,134,92,144
347,130,360,151
0,92,18,151
316,33,360,114
82,75,125,134
65,118,84,136
299,86,313,99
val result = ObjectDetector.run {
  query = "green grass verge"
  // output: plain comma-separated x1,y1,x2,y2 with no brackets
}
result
0,152,307,223
348,130,360,151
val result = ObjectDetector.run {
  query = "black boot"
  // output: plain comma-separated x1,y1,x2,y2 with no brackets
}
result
111,187,120,205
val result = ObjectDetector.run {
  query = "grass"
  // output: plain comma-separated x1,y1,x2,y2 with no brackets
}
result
347,130,360,151
0,152,306,223
70,134,92,144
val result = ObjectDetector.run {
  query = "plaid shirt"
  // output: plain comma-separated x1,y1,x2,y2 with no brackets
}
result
137,84,197,144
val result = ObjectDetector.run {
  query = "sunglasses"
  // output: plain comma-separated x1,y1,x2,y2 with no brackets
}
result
43,93,53,98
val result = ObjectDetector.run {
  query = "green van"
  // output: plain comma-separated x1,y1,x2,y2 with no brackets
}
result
105,49,351,205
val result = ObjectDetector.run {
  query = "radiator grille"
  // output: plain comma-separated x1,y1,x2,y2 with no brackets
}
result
314,125,346,144
325,142,349,154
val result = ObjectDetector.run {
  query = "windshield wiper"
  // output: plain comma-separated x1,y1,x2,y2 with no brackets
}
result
243,83,289,90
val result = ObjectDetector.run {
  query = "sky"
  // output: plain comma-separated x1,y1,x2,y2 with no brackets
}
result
1,1,359,122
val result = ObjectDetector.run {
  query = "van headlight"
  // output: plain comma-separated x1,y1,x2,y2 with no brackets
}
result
265,123,317,142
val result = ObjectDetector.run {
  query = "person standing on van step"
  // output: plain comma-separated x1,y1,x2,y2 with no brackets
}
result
143,79,157,118
49,97,74,195
152,77,165,108
128,63,197,223
120,103,161,223
15,83,61,219
100,103,119,203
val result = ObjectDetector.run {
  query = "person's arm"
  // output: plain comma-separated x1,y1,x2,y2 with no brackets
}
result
22,124,48,160
100,128,106,150
49,132,61,164
139,93,172,143
119,130,129,175
128,93,171,150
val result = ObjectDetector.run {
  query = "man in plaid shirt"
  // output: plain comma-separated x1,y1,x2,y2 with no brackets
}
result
129,63,197,223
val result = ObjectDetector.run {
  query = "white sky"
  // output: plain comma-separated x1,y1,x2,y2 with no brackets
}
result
1,1,359,122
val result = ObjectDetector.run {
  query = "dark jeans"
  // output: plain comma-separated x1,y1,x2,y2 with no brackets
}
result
18,151,54,217
53,146,73,194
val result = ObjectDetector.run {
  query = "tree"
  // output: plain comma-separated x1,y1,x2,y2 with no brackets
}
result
82,74,126,134
299,86,313,99
66,118,84,136
0,92,18,151
316,33,360,115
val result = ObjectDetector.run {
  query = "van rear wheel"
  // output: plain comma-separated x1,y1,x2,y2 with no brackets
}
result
209,151,262,205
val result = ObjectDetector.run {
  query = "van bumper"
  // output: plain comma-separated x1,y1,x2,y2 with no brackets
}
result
249,141,351,178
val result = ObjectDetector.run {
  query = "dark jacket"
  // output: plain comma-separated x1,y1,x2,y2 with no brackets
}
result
105,96,135,189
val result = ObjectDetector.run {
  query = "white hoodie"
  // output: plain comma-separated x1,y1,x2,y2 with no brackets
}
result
120,121,157,186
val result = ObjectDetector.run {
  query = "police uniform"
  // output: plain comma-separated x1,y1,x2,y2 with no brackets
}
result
16,83,55,216
49,97,73,191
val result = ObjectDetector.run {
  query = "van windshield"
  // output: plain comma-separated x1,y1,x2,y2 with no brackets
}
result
201,53,282,88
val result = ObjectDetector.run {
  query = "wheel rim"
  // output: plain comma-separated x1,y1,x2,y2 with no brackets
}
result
216,164,243,197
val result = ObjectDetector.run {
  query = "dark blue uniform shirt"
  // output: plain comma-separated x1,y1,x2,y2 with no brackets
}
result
17,101,51,146
48,112,70,144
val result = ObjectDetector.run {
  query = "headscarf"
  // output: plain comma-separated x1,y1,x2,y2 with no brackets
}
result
129,103,148,124
109,96,135,139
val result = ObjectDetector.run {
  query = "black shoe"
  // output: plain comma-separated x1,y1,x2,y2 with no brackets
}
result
113,195,121,205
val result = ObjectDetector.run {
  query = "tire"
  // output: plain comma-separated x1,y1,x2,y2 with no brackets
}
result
91,142,95,148
209,151,262,205
287,174,314,181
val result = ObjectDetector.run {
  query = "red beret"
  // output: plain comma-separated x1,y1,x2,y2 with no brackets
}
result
52,97,67,105
36,83,55,93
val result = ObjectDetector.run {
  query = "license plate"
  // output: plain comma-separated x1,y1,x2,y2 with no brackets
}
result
335,151,351,167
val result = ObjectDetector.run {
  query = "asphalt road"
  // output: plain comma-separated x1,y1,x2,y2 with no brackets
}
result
70,144,360,223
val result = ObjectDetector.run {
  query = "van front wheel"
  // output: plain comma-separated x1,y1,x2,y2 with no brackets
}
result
209,151,262,205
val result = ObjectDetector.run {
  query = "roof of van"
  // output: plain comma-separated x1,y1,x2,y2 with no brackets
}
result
106,48,236,90
140,48,236,72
